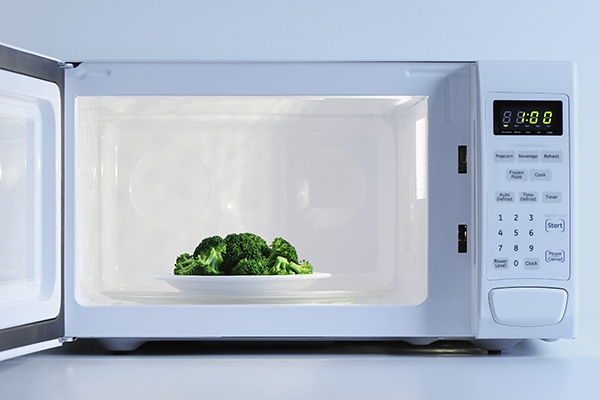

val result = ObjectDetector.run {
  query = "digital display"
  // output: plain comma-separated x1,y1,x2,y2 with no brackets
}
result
494,100,563,136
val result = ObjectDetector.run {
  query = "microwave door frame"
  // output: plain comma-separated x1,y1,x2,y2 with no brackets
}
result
0,44,65,361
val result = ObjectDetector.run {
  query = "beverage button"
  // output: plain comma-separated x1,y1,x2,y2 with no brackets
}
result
541,151,564,163
524,258,540,270
545,250,565,263
530,169,552,181
493,258,509,270
517,151,539,163
506,169,527,181
542,192,562,203
494,150,516,163
545,218,566,233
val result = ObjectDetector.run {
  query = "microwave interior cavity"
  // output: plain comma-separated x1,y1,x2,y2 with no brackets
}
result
74,95,429,306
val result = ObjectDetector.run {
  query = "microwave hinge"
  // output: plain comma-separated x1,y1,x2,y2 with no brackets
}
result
58,62,76,69
58,336,78,344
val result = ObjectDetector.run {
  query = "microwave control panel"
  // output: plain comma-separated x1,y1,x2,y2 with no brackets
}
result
483,94,570,281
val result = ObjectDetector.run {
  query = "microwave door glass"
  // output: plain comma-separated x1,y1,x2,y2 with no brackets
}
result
0,68,61,331
74,95,428,307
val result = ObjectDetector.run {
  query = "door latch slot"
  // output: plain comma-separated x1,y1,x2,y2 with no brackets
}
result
458,145,467,174
458,224,467,253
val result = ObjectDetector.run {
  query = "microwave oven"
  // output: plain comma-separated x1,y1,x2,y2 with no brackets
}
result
0,43,578,360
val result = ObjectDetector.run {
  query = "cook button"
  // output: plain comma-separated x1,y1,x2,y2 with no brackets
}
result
545,250,565,263
530,169,552,181
545,219,566,233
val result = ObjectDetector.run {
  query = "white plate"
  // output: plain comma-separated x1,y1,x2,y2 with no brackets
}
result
155,272,332,294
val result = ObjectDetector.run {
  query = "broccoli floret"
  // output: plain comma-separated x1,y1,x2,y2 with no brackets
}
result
266,256,291,275
287,259,313,275
230,258,268,275
174,253,198,275
266,256,313,275
193,235,226,260
266,237,298,269
220,233,270,275
193,247,224,275
174,249,224,276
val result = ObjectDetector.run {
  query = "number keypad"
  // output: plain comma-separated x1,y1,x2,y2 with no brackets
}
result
492,212,540,274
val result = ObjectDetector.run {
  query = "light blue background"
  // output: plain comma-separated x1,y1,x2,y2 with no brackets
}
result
0,0,597,348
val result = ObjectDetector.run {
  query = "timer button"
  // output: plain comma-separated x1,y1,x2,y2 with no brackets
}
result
542,192,562,203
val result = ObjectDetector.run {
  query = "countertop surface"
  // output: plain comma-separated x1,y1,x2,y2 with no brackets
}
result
1,335,599,400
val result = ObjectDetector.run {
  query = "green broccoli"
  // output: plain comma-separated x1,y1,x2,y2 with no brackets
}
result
267,256,313,275
193,235,226,260
174,253,198,275
194,247,224,275
220,233,270,275
230,258,268,275
287,259,313,275
266,237,299,269
174,233,313,276
174,248,224,276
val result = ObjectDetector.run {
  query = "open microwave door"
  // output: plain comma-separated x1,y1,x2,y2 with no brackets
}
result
0,44,63,361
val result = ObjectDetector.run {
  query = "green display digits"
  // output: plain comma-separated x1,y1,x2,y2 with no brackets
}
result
494,100,562,136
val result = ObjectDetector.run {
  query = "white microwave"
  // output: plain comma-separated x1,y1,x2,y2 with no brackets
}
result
0,43,578,360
